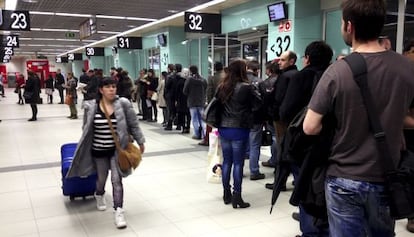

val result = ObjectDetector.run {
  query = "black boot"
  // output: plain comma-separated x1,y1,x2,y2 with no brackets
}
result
232,192,250,209
223,189,232,205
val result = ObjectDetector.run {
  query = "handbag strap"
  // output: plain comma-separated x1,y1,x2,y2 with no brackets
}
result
343,53,396,173
100,100,122,151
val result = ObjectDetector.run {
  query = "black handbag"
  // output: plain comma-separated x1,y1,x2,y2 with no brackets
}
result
203,96,222,128
261,129,272,146
23,91,33,100
344,53,414,219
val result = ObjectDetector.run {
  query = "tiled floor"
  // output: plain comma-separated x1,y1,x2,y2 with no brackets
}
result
0,88,411,237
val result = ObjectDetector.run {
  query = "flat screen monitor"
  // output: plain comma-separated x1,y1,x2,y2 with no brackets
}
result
267,1,287,22
157,34,167,47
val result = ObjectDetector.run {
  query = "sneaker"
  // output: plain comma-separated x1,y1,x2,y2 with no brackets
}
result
95,194,106,211
114,207,127,229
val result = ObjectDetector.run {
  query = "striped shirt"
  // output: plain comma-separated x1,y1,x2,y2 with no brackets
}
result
92,106,117,157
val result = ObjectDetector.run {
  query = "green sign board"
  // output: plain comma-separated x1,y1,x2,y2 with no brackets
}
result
65,32,75,38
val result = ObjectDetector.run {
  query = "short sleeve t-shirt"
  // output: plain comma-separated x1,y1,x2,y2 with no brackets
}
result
309,51,414,182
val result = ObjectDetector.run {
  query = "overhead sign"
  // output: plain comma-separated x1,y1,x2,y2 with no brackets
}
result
79,18,97,40
0,53,11,63
0,10,30,31
67,53,82,61
184,12,221,34
85,47,104,56
268,20,294,60
55,56,68,63
2,46,14,56
1,35,19,47
117,36,142,49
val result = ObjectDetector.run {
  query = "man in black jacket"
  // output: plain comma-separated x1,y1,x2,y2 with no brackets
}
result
283,41,333,237
264,51,297,188
55,69,65,104
262,50,298,190
164,64,180,130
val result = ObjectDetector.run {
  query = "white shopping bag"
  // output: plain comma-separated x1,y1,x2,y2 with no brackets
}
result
206,129,223,183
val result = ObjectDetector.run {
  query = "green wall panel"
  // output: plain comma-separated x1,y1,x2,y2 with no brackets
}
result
221,0,275,33
325,10,350,59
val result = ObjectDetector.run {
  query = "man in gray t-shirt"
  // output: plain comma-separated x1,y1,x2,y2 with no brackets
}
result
303,0,414,236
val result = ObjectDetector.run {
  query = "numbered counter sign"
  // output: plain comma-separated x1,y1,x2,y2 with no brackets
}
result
0,10,30,31
184,12,221,34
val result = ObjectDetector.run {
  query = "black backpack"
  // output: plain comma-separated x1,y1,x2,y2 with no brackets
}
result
259,76,277,121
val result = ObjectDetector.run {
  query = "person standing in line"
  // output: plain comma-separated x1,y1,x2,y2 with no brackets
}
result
265,50,298,189
55,69,65,104
146,69,159,122
25,71,41,121
403,39,414,233
134,69,145,116
158,71,168,127
200,62,224,146
164,64,178,130
216,60,262,209
79,68,90,101
175,67,191,133
183,65,207,140
116,70,133,101
303,0,414,236
138,69,150,121
45,74,54,104
16,74,25,105
67,77,145,229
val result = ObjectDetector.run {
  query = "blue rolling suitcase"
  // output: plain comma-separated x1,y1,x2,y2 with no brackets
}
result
61,143,97,200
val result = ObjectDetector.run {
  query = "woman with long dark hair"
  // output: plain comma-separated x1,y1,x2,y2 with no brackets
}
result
216,60,262,208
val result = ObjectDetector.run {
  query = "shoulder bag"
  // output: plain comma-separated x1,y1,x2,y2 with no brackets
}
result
344,53,414,219
101,101,142,172
203,94,222,128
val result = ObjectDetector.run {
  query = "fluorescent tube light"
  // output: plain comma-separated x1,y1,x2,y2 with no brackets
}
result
5,0,17,10
55,12,92,17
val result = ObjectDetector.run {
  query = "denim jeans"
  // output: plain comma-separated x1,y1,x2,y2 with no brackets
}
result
249,124,262,175
189,107,205,138
94,155,124,209
325,177,395,237
220,137,248,193
266,122,278,165
291,165,329,237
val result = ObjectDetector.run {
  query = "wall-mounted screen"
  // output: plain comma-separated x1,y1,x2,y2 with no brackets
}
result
267,1,288,22
157,34,167,47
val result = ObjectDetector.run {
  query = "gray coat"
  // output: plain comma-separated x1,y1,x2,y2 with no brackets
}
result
67,97,145,178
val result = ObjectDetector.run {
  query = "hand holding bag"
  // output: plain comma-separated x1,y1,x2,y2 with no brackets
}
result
206,129,223,183
101,101,142,172
344,53,414,219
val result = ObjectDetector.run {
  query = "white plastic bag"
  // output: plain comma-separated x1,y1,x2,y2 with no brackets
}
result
206,129,223,183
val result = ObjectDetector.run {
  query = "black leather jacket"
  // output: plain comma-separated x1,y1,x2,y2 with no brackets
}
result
219,82,262,129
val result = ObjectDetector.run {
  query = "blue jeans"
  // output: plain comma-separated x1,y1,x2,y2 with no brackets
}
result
189,107,205,138
249,124,262,175
221,137,248,193
291,165,329,237
325,177,395,237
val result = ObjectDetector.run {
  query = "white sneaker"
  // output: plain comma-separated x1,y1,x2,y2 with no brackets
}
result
114,207,127,229
94,194,106,211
